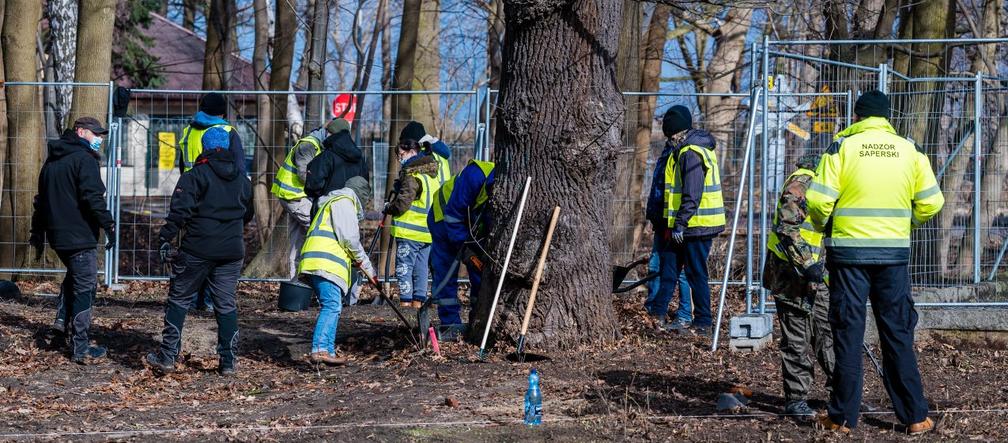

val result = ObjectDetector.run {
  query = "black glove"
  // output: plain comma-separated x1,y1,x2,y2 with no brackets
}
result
158,241,175,264
29,233,44,261
802,262,825,284
669,229,685,246
104,226,116,251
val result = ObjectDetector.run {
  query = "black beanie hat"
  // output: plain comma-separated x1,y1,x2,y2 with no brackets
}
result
854,90,890,119
399,121,426,142
199,92,227,116
662,105,693,137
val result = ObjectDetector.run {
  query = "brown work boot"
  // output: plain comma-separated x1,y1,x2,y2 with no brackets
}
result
309,351,348,366
815,414,851,434
908,417,934,435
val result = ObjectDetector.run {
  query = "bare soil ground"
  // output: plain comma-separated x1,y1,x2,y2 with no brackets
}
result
1,280,1006,442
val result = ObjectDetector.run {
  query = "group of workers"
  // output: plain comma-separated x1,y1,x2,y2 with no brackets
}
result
31,88,942,434
646,90,943,434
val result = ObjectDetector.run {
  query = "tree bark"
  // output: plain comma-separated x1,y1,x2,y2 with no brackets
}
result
69,0,116,126
976,0,1005,249
608,0,641,262
379,0,421,275
202,0,235,90
250,0,274,248
471,0,624,350
305,0,330,128
411,0,441,133
183,0,197,31
46,0,78,131
698,7,751,172
1,0,45,273
245,0,297,277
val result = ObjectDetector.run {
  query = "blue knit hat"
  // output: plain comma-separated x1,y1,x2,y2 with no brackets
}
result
201,127,230,151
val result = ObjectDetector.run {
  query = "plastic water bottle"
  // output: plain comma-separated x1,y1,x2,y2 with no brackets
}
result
523,368,542,425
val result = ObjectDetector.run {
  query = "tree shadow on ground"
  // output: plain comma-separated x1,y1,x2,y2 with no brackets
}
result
592,370,786,417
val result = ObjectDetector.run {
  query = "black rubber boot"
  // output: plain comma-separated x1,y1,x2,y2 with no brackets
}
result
69,290,96,359
216,310,239,376
159,303,188,362
71,345,107,365
145,352,176,374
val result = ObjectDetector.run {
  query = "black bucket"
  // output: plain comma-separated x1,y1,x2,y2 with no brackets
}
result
278,280,315,312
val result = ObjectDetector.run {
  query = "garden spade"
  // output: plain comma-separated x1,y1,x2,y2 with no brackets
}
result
510,206,560,363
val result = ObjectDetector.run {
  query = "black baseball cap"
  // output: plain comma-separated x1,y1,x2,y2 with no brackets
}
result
73,117,109,135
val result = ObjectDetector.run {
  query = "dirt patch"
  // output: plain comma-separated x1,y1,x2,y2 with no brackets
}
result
1,280,1006,441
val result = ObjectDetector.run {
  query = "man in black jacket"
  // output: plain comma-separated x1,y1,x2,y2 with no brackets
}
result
30,117,115,364
304,121,369,201
144,127,253,376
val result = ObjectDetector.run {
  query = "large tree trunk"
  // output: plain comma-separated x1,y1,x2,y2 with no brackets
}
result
411,0,441,133
250,0,273,248
483,0,505,146
46,0,77,131
202,0,235,90
471,0,624,350
379,0,421,276
245,0,297,277
1,0,45,273
69,0,115,126
608,0,641,263
698,7,752,168
305,0,330,128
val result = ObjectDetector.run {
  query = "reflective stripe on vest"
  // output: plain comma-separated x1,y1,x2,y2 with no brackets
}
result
392,173,435,243
431,159,494,224
271,136,322,200
664,145,726,228
435,153,451,185
180,124,234,172
297,195,355,285
766,168,824,262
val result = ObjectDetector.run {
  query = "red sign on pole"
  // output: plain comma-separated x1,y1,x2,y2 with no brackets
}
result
332,94,357,123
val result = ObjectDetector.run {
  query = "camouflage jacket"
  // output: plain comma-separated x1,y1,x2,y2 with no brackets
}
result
773,173,822,272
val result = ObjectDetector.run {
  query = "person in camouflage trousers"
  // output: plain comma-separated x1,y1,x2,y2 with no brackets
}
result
763,153,835,420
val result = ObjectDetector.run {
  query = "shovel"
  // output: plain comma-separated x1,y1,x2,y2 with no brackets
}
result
612,258,659,294
360,268,421,350
508,206,560,363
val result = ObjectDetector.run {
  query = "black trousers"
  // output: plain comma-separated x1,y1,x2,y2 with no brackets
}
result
156,251,241,366
54,249,98,357
826,263,928,427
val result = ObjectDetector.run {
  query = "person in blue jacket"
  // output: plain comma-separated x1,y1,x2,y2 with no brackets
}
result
426,159,494,341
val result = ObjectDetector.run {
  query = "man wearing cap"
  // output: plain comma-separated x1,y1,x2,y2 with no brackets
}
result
273,119,350,279
179,92,245,175
30,117,116,364
653,105,725,337
145,127,253,376
808,90,943,434
763,152,835,421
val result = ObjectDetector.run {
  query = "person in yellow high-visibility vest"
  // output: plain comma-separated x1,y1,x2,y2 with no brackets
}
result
383,137,441,308
178,93,246,176
299,176,375,365
807,91,943,435
399,121,451,185
763,153,835,422
656,106,726,337
272,118,351,279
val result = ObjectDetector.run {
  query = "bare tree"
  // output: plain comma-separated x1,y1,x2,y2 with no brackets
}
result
46,0,78,131
203,0,236,90
411,0,441,133
70,0,116,125
470,0,625,350
305,0,330,127
1,0,45,272
250,0,274,253
183,0,198,31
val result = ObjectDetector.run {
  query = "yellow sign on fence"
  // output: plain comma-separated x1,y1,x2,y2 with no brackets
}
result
158,132,176,171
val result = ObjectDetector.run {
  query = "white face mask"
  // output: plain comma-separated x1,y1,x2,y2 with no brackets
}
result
89,137,103,151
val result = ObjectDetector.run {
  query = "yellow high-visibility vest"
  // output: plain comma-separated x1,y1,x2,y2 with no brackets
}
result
298,195,357,285
392,173,435,243
434,153,451,185
179,124,234,172
767,168,823,263
271,136,322,200
664,145,726,228
431,160,494,224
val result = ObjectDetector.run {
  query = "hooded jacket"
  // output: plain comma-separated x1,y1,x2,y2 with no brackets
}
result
180,111,246,175
300,188,375,293
31,130,115,252
672,129,723,239
646,140,677,228
385,154,439,216
160,148,254,261
304,130,369,200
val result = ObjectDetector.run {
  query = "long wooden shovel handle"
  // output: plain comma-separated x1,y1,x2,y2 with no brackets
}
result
519,206,561,336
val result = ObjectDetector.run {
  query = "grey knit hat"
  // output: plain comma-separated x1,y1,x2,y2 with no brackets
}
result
344,176,372,209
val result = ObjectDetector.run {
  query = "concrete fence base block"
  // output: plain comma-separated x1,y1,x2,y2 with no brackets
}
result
729,334,773,353
729,314,774,339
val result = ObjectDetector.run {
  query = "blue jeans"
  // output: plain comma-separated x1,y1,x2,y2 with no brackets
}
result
645,240,693,322
395,238,431,303
653,238,712,327
309,275,344,354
